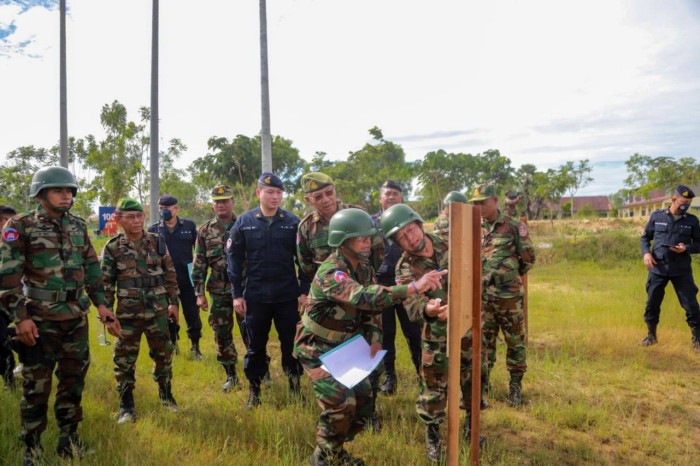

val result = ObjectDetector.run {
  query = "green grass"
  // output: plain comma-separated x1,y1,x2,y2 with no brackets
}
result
2,249,700,464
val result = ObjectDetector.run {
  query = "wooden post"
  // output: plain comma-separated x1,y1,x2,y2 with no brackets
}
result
520,215,529,343
446,203,481,466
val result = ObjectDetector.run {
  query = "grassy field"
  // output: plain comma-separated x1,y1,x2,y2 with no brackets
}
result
2,220,700,465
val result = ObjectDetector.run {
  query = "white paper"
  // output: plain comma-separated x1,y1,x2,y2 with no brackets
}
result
319,334,387,389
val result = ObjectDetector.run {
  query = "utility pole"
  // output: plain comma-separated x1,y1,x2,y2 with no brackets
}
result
59,0,68,168
149,0,160,225
259,0,272,172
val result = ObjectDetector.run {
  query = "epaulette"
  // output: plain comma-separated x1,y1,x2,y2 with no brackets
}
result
300,211,315,224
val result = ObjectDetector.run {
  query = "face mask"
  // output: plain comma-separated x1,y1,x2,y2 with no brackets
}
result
678,203,690,214
160,209,173,221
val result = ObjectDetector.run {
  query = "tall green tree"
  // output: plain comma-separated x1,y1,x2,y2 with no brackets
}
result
414,149,474,218
558,159,593,217
625,153,699,196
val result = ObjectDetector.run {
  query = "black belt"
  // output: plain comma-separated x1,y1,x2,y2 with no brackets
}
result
26,287,84,302
118,277,164,289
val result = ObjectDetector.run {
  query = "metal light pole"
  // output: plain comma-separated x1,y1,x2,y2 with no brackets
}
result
259,0,272,172
59,0,68,167
149,0,160,225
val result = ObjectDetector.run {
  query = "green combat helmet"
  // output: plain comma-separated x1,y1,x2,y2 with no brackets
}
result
327,208,377,247
380,203,424,239
443,191,468,205
29,166,78,197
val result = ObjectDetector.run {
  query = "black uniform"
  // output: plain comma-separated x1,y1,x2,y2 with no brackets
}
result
640,208,700,328
227,207,303,385
149,218,202,344
371,211,422,376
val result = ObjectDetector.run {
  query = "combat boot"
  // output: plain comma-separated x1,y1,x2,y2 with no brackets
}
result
57,426,92,458
508,372,523,407
117,389,135,424
22,434,42,466
246,382,261,409
222,365,239,392
369,410,382,433
309,446,333,466
462,411,487,448
379,371,396,395
337,449,366,465
691,327,700,353
190,341,204,361
640,323,658,346
424,424,442,462
158,380,179,412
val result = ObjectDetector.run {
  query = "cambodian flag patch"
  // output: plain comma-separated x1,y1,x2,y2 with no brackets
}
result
3,228,18,242
334,270,348,283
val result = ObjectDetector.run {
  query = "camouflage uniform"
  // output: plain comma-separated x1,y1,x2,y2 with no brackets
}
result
192,216,247,367
0,204,106,442
433,213,449,233
294,251,408,455
101,232,179,394
395,231,486,425
480,210,535,376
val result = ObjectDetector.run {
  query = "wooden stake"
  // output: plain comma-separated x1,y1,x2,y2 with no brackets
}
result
446,203,481,466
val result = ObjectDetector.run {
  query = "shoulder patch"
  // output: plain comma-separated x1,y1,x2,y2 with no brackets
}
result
518,223,528,238
3,228,19,242
334,270,348,283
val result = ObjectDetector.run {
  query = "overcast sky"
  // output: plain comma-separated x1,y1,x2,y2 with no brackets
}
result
1,0,699,195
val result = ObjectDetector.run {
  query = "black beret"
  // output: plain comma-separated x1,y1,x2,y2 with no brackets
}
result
258,172,284,190
675,185,695,199
381,180,403,192
158,194,178,206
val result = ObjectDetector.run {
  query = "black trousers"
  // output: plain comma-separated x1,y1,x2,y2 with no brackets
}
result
381,303,422,374
243,299,302,384
177,279,203,342
644,271,700,328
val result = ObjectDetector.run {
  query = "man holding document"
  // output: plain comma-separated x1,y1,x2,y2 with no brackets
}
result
294,208,445,466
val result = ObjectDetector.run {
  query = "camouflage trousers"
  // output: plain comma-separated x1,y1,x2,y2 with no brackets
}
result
208,294,248,367
114,315,173,393
297,352,373,453
20,316,90,439
417,329,487,425
482,293,527,374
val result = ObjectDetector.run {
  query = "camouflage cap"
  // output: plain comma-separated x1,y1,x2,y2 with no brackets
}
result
380,179,403,192
258,172,284,190
116,197,144,212
211,184,233,200
468,183,498,202
301,172,334,193
675,185,695,199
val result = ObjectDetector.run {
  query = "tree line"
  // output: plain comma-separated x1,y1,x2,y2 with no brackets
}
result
1,100,698,224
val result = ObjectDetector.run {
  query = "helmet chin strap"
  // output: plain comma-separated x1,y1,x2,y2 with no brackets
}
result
339,244,371,262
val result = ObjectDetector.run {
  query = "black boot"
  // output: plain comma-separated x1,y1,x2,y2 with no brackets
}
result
190,341,204,361
246,382,261,409
222,365,239,392
692,327,700,353
379,371,396,395
425,424,442,462
369,410,382,433
462,411,487,448
22,434,41,466
57,426,92,458
508,372,523,407
117,388,135,424
158,380,179,412
288,373,306,404
640,323,658,346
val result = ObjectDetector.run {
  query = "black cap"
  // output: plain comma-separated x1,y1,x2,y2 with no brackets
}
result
0,205,17,215
158,194,178,206
258,172,284,190
675,185,695,199
381,180,403,192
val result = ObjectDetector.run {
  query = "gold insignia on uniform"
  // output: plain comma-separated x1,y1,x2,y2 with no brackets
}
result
473,188,480,196
264,176,271,184
216,187,224,194
383,181,389,187
310,181,318,190
683,191,689,197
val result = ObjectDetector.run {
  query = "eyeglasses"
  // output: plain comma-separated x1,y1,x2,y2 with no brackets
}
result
120,213,145,221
